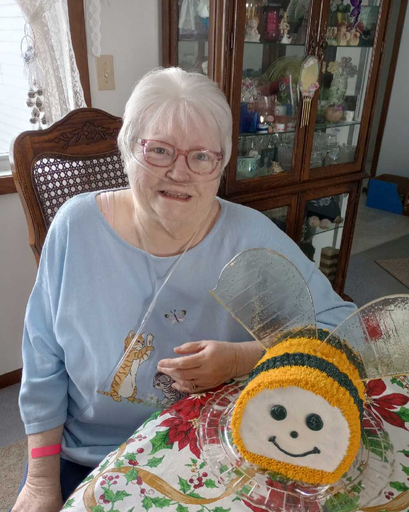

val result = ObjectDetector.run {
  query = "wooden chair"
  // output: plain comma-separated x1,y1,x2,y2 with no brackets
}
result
10,108,127,265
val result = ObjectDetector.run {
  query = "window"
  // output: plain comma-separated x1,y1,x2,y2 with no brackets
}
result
0,0,90,194
0,0,32,171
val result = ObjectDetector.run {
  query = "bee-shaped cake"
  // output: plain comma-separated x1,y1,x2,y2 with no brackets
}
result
210,249,409,486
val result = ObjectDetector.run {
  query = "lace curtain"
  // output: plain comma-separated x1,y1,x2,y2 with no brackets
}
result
15,0,86,125
84,0,101,57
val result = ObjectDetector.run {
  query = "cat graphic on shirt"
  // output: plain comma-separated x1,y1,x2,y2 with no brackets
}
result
98,331,154,403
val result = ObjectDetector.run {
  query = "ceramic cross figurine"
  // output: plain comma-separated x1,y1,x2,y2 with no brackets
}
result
279,11,292,44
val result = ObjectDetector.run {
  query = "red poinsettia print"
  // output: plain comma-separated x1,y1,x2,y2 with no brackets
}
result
365,379,409,431
158,389,221,458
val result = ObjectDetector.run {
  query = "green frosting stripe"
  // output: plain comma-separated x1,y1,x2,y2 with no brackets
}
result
249,352,364,421
275,327,367,380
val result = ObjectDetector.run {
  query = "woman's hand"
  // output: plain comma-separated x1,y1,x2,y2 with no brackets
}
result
157,340,263,393
11,480,63,512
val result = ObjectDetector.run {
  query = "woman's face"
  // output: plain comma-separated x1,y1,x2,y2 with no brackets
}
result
129,117,223,229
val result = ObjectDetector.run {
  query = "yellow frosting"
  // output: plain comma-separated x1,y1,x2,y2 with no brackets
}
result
231,337,364,485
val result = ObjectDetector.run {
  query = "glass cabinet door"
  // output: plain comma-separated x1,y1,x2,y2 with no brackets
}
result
177,0,211,74
245,195,297,237
232,0,315,187
308,0,382,173
298,186,358,293
263,206,289,232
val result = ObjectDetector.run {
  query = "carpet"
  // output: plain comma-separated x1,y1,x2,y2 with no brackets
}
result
344,234,409,308
0,440,26,512
376,258,409,289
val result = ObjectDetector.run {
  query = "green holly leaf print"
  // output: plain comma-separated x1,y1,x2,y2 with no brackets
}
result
102,487,132,503
199,462,206,469
127,508,135,512
399,449,409,457
99,459,110,472
114,459,125,468
90,506,105,512
176,505,189,512
178,476,191,494
219,464,229,474
142,496,153,510
125,467,139,485
204,478,218,488
82,474,94,483
238,485,252,496
391,378,405,389
142,410,162,428
145,455,165,468
187,491,202,498
401,464,409,476
149,429,173,455
151,497,173,508
324,492,359,512
390,482,409,492
232,497,242,502
190,458,198,464
124,452,138,461
211,507,231,512
397,407,409,423
63,498,75,508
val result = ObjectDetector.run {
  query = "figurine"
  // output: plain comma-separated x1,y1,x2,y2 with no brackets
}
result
337,22,351,45
245,17,260,42
348,28,360,46
279,11,292,44
271,161,284,174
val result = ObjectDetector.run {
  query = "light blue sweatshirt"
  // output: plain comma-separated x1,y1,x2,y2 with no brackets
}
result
19,191,357,466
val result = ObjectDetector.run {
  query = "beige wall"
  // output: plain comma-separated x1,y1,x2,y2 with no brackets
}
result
0,0,160,376
376,5,409,178
88,0,161,117
0,194,36,375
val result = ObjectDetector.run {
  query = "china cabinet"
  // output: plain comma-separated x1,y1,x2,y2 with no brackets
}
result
162,0,393,297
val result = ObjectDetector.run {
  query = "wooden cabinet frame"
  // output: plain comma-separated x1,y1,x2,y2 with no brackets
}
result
295,180,360,295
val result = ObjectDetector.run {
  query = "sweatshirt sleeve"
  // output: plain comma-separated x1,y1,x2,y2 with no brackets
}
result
19,278,68,435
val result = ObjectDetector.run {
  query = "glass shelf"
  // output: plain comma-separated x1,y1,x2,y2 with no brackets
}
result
301,223,344,242
315,120,361,131
239,121,360,139
179,35,208,42
244,41,305,47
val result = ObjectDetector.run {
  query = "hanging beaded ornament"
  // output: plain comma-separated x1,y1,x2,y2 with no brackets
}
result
20,24,47,128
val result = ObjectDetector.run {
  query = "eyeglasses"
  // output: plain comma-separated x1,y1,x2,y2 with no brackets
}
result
134,138,223,176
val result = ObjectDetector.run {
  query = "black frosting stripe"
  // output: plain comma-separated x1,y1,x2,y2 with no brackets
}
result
249,352,364,421
274,327,367,380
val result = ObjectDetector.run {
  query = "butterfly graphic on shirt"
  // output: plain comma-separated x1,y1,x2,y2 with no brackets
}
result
164,309,187,324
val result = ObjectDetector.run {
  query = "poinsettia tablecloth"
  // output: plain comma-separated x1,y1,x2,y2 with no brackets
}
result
61,378,409,512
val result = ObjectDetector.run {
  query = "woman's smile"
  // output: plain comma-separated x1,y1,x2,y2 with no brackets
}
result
159,190,192,201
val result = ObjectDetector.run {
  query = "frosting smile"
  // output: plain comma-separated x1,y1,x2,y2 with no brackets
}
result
269,436,321,458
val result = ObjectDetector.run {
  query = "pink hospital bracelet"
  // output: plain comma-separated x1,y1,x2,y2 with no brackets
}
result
31,443,61,459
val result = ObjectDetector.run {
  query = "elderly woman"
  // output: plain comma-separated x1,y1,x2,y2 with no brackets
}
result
12,67,356,512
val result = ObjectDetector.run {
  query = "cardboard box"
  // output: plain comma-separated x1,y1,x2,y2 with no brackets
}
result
366,174,409,217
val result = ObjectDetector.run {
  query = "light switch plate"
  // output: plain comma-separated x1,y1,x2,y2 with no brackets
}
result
96,55,115,91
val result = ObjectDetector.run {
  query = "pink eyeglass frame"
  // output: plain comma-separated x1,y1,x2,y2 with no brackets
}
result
136,138,223,175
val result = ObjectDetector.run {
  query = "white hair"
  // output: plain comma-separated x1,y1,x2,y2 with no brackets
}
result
117,67,232,175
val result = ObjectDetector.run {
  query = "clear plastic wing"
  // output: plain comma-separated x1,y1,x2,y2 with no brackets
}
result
210,248,317,349
324,295,409,380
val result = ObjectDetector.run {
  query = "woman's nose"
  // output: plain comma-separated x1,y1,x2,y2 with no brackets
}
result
166,153,190,181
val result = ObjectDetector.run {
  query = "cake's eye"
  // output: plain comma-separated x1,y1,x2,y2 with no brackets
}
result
270,405,287,421
306,413,323,431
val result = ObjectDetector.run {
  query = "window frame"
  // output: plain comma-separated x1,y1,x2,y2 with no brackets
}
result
0,0,91,195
